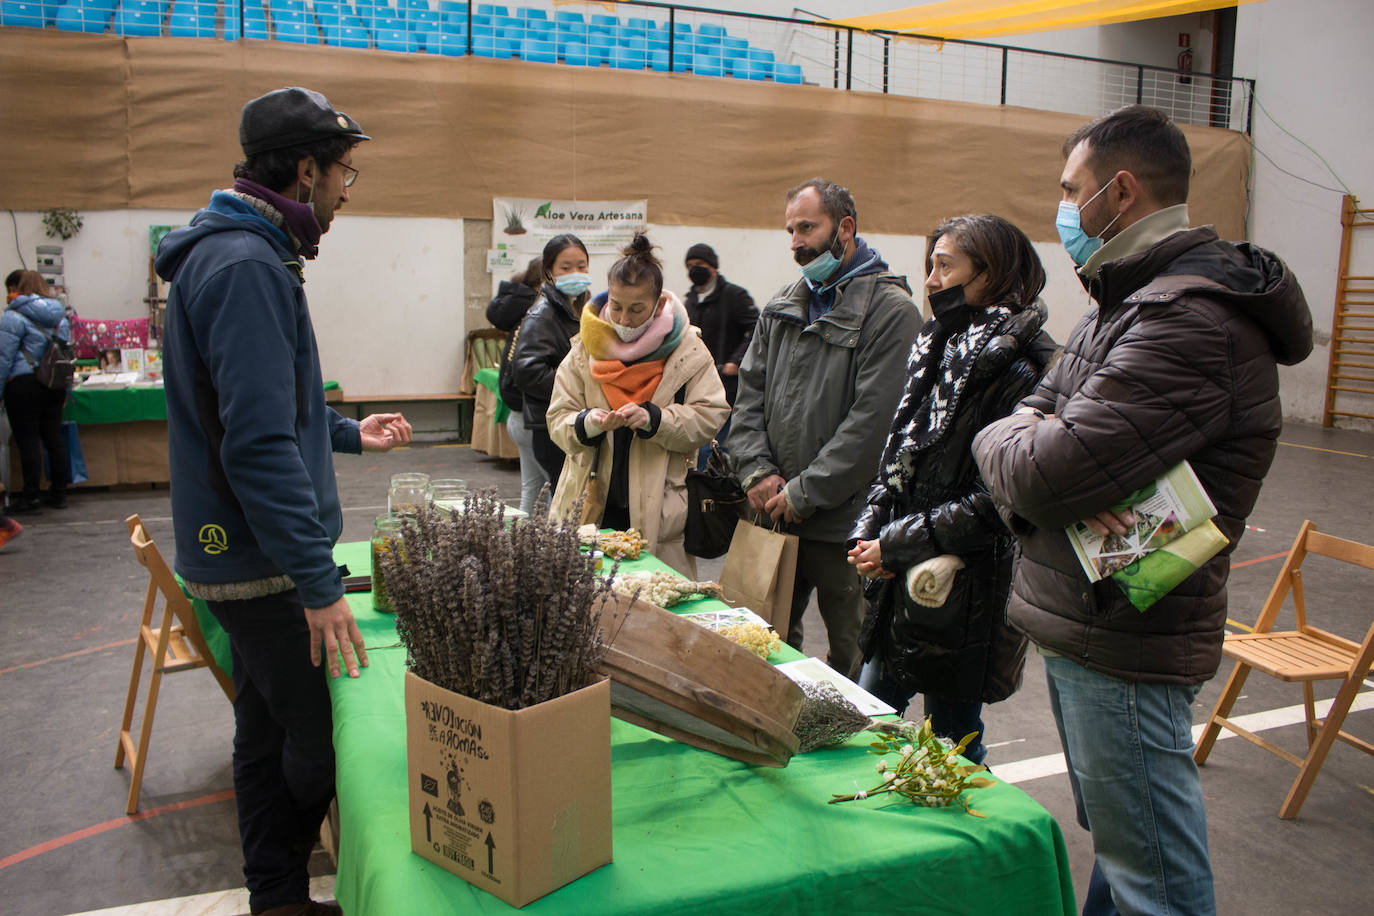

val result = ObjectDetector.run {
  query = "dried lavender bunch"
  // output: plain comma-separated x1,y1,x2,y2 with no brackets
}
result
793,682,875,753
380,489,610,709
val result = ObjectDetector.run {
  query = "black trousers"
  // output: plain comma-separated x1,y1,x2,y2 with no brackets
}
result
3,373,68,500
530,424,566,485
207,589,335,913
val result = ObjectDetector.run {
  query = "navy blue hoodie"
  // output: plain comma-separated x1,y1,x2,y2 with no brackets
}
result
155,192,360,607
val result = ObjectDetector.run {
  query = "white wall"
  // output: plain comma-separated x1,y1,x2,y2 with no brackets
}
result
3,210,468,398
1235,0,1374,427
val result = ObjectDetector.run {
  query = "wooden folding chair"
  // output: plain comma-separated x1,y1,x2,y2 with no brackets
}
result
1195,520,1374,819
115,514,235,814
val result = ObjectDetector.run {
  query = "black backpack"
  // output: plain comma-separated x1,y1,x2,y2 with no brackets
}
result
21,322,77,390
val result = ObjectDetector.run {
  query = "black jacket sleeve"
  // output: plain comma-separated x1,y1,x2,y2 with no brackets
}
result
486,281,537,332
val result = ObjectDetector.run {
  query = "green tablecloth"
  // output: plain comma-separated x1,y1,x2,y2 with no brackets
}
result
65,384,168,424
323,540,1077,916
64,380,340,426
471,367,510,424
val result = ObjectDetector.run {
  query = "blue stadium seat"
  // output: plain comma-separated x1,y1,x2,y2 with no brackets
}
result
613,44,645,69
168,0,213,35
54,0,115,32
402,0,428,11
438,16,464,33
775,62,803,84
672,21,690,37
561,40,587,65
720,44,747,63
3,0,48,26
437,0,464,13
693,53,722,77
647,48,668,72
618,34,645,53
407,8,437,27
324,22,370,47
748,59,774,80
432,28,467,54
113,0,162,35
519,37,554,62
553,9,580,25
669,43,692,72
721,35,747,52
374,25,407,50
697,22,723,39
515,6,543,20
553,20,583,43
475,2,503,15
748,47,774,63
275,19,320,42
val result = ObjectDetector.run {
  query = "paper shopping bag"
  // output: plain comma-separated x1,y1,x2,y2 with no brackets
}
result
719,517,799,641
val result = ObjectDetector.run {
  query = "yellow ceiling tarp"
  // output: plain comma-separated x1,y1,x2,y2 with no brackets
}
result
829,0,1265,41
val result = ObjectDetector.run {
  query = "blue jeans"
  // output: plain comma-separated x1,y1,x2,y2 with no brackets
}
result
1043,655,1215,916
696,412,732,471
858,659,988,765
208,590,336,913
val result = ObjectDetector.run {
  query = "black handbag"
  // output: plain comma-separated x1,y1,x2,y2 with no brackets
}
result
683,440,748,558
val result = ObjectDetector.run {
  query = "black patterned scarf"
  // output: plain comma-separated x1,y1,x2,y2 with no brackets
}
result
878,301,1018,494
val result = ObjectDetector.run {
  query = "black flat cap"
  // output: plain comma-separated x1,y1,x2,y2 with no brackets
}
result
239,87,370,156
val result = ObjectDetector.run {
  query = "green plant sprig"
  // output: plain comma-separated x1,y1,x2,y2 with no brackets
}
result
828,716,996,816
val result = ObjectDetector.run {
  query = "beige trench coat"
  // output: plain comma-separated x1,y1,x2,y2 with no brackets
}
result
547,327,729,576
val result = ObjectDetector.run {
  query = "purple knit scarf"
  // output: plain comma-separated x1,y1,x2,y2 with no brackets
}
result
233,177,323,259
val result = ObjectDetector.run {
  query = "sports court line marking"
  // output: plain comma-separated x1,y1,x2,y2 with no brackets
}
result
0,638,138,677
0,789,235,872
61,875,337,916
994,691,1374,786
1277,439,1371,460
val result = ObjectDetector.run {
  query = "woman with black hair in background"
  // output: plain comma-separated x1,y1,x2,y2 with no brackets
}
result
509,234,591,487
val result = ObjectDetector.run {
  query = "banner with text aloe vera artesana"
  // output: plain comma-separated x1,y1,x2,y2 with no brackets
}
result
493,198,648,256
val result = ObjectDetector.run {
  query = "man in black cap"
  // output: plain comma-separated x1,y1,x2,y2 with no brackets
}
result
156,87,412,916
682,242,757,408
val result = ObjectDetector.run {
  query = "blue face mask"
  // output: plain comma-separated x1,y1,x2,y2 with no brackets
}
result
1056,182,1120,266
797,225,845,284
554,273,591,297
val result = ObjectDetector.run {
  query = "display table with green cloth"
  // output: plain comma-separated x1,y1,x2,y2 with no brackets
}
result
10,381,341,489
310,539,1076,916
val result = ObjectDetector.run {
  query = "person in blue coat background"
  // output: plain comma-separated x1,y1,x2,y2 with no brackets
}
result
1,269,71,513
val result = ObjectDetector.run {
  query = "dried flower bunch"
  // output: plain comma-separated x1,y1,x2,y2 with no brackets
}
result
792,681,872,752
718,622,782,660
611,571,724,608
380,490,610,710
829,717,996,816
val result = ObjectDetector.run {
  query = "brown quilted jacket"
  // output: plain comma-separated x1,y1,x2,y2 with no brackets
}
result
972,227,1313,684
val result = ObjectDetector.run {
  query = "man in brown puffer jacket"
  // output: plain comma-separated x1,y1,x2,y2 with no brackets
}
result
973,106,1312,916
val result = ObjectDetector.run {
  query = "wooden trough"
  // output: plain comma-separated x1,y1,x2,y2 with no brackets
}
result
594,592,805,767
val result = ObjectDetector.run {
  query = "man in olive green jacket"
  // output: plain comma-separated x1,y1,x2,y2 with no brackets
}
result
729,178,921,678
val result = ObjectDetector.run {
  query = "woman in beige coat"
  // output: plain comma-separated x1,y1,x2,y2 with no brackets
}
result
548,234,728,575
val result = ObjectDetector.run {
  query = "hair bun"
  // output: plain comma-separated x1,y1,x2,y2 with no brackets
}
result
622,232,660,266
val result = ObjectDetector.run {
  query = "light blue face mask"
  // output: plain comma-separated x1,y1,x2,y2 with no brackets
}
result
1056,182,1120,266
554,273,592,297
797,225,845,284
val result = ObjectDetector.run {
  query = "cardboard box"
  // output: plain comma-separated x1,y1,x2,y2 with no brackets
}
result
405,673,612,908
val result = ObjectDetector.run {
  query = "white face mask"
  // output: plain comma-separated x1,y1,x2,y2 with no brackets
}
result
611,317,654,342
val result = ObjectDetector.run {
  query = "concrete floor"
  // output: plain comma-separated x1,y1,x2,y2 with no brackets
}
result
0,421,1370,915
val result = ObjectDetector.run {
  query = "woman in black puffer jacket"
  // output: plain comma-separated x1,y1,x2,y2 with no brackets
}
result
847,215,1057,765
509,234,591,487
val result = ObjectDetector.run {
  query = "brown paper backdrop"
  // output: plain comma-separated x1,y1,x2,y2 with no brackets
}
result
0,31,1249,241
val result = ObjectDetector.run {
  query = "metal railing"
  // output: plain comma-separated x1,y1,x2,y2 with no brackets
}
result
1,0,1255,132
